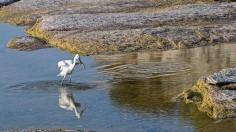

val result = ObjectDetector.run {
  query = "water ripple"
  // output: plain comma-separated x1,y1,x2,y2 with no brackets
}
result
8,80,95,92
99,62,191,79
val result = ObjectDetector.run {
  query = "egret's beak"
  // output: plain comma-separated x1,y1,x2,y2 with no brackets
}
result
77,57,86,70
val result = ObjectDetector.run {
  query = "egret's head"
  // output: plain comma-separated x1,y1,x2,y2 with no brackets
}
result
74,54,80,59
75,54,85,69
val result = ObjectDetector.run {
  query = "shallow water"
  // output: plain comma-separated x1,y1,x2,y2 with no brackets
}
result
1,23,236,131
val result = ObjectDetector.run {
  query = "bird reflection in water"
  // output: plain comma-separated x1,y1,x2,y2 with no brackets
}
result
58,87,86,119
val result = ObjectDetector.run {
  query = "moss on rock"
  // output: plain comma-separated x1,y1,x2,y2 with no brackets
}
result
179,68,236,119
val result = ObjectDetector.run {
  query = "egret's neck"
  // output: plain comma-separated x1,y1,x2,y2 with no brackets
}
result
73,57,77,66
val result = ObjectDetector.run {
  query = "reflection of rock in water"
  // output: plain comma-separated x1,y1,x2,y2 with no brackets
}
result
59,87,86,119
109,79,176,115
101,62,191,79
95,44,236,80
199,119,236,132
178,103,214,131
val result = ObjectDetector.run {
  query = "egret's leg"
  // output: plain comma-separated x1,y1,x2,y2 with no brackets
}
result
61,76,66,85
69,75,72,83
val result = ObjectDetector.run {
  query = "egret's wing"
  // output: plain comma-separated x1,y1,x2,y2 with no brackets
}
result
58,60,72,71
58,60,68,68
65,60,73,65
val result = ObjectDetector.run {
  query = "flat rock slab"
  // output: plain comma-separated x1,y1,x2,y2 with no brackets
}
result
2,0,210,11
206,68,236,84
1,0,236,54
38,3,236,32
25,2,236,54
4,0,112,10
178,68,236,119
7,36,52,51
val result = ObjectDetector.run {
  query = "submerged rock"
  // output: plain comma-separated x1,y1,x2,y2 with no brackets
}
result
178,68,236,119
7,36,52,51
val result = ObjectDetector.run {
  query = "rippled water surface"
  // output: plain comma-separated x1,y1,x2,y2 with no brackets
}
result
1,23,236,131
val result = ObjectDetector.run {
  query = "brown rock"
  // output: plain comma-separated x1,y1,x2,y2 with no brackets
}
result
7,36,51,51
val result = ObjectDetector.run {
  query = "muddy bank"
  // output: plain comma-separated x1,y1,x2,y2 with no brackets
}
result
1,0,236,54
176,68,236,119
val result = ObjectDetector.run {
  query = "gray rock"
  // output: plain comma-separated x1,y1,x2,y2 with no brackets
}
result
6,0,113,10
206,68,236,84
0,0,216,25
5,0,212,11
0,0,158,25
27,22,236,54
38,3,236,32
22,2,236,54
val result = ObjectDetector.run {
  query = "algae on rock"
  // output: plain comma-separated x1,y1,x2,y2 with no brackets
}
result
178,68,236,119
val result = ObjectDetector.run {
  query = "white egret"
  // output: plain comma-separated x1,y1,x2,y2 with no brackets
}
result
57,54,85,85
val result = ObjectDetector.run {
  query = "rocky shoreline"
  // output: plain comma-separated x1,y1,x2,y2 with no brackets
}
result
0,0,236,54
176,68,236,119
